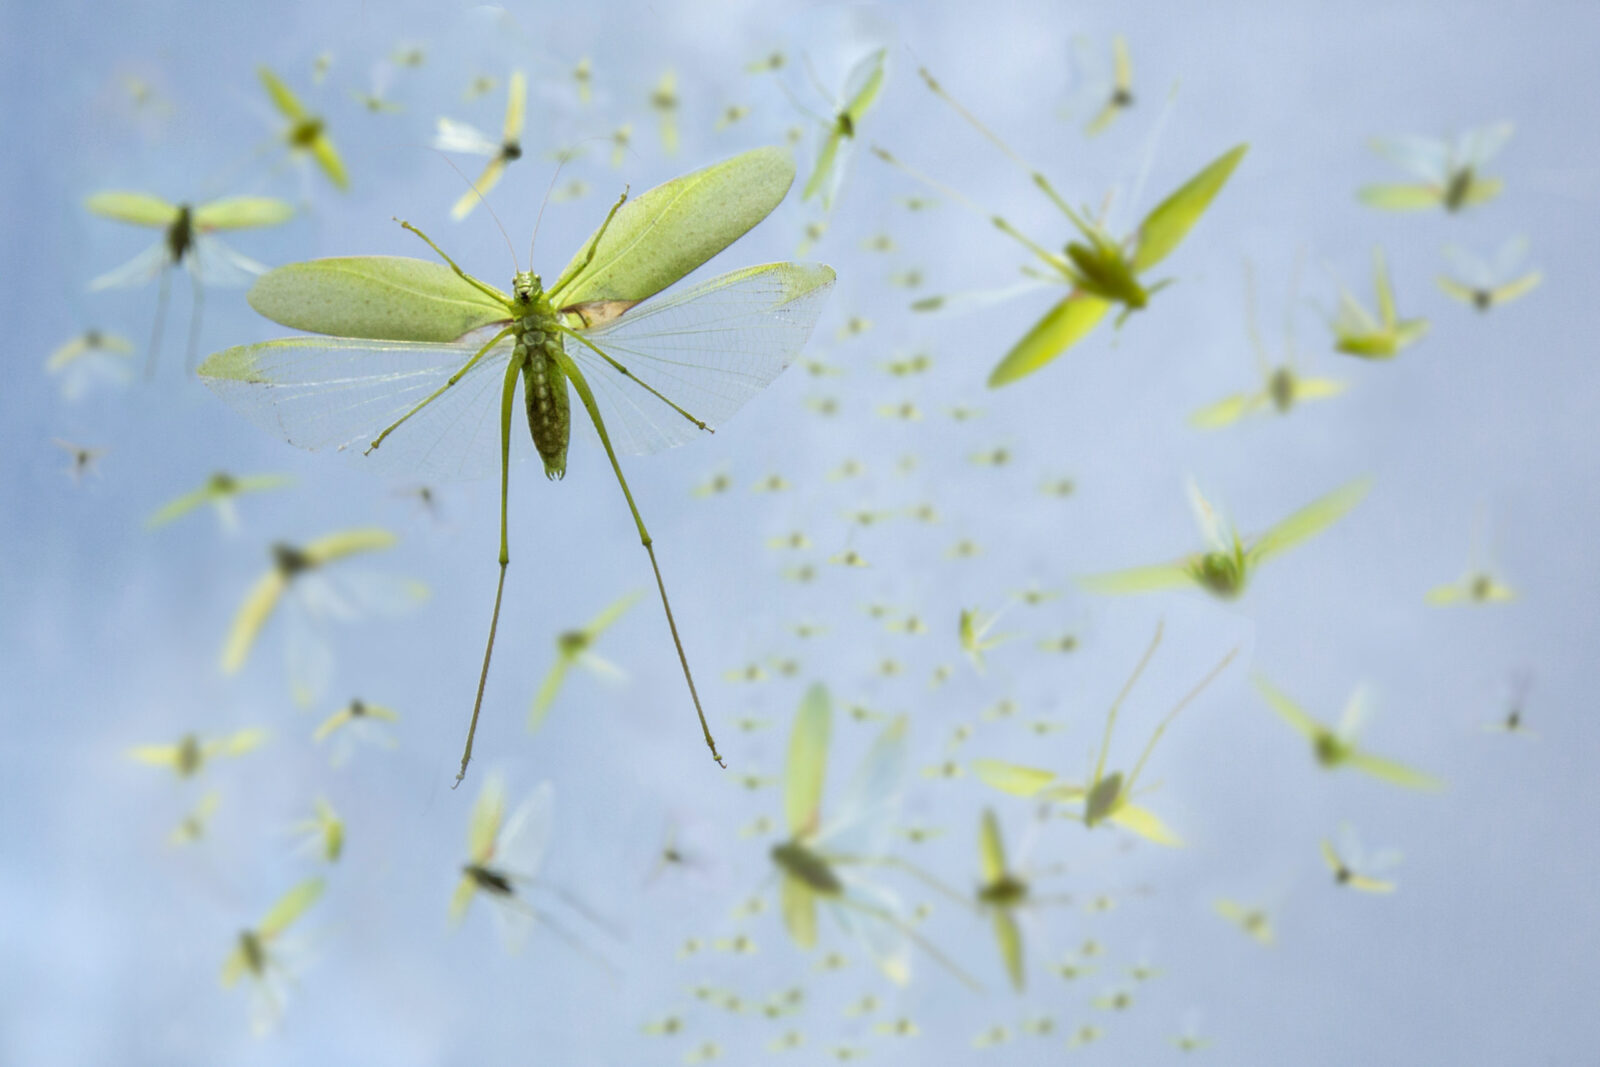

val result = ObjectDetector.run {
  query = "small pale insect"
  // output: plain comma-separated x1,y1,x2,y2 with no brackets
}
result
85,191,294,374
772,684,981,990
221,877,324,1036
1321,822,1402,893
220,528,427,708
46,328,135,399
529,591,641,732
1360,122,1512,212
1192,260,1345,429
146,470,293,532
609,123,633,169
1081,477,1371,600
795,48,889,210
351,62,403,114
128,727,268,779
1484,671,1536,737
312,696,401,765
747,51,786,74
290,797,345,863
972,807,1074,990
259,66,348,191
1255,675,1443,790
880,69,1245,385
168,789,221,846
1214,897,1276,946
650,70,680,155
716,104,751,131
198,148,833,782
572,57,593,105
1438,237,1541,312
53,439,106,482
1326,248,1428,358
433,71,527,220
975,623,1239,846
959,604,1014,674
1073,34,1135,136
1426,510,1516,606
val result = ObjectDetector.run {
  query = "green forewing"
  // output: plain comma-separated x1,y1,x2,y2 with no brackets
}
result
246,257,509,341
1248,477,1371,563
1132,144,1247,273
785,683,832,839
194,197,296,231
553,146,796,312
86,191,180,228
978,809,1006,884
988,294,1111,387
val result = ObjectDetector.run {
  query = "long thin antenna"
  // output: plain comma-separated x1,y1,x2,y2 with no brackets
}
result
1126,643,1241,790
433,152,519,271
529,160,569,266
1095,621,1164,785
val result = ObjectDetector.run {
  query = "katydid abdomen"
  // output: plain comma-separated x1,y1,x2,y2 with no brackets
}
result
517,323,570,479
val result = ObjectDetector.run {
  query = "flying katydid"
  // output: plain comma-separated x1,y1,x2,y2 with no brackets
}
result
1253,675,1443,790
528,590,641,732
1438,237,1541,312
258,66,348,192
1326,248,1428,358
792,47,888,211
974,622,1239,846
433,70,527,220
1359,122,1511,213
1080,476,1371,600
879,68,1245,385
85,191,294,374
1190,260,1346,429
198,147,835,783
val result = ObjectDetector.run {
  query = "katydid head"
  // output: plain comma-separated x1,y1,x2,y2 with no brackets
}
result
288,117,325,150
511,270,545,310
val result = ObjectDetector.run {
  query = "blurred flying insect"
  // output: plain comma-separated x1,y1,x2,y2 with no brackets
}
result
693,469,732,497
128,728,267,780
290,797,344,863
529,590,641,731
1213,897,1276,946
1254,675,1443,790
1068,1024,1105,1048
259,66,348,191
609,123,633,169
46,328,134,399
221,528,427,708
716,104,751,131
145,470,293,532
793,47,888,210
772,684,980,990
312,697,401,764
881,69,1244,385
169,789,221,846
86,191,294,373
434,71,527,220
572,57,593,105
1081,477,1371,599
1078,35,1135,136
876,1017,919,1037
198,147,833,782
1438,237,1541,311
351,62,403,114
1359,122,1512,213
452,776,605,958
1326,248,1428,358
53,439,106,481
1426,511,1516,605
641,1012,685,1036
1484,671,1536,736
972,1023,1011,1049
748,51,787,74
1092,987,1136,1012
959,604,1014,674
221,877,324,1036
1321,822,1401,893
463,73,498,101
797,220,828,256
972,808,1073,990
651,70,680,155
1191,260,1345,429
390,43,425,68
976,623,1239,846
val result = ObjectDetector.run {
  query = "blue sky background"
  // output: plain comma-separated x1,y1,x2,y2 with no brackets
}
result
5,1,1600,1063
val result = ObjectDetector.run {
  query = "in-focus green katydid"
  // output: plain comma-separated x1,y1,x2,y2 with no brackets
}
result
877,68,1244,385
198,147,835,783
